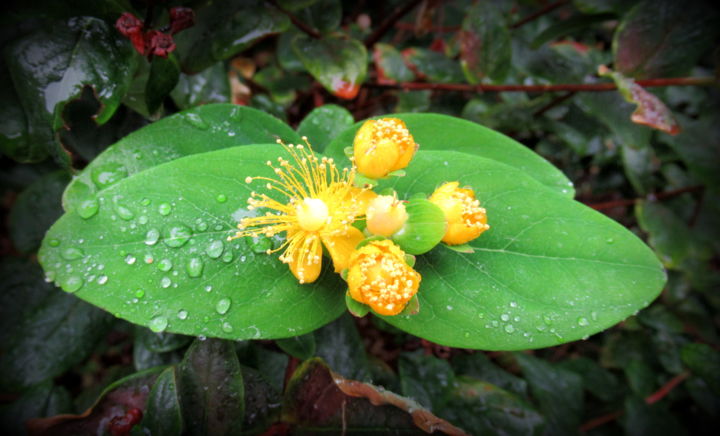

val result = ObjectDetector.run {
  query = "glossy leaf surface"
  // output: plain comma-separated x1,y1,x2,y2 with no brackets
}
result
296,104,354,153
324,113,575,198
460,3,512,83
62,104,301,212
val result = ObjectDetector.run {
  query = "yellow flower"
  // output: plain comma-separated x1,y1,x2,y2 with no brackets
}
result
229,138,369,284
353,118,417,179
428,181,489,245
347,240,421,316
365,195,408,237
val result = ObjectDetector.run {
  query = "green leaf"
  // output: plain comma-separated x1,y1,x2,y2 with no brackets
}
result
622,396,686,436
5,17,137,167
395,90,432,113
373,43,414,83
559,357,624,402
145,54,181,115
297,0,342,34
240,365,282,433
62,104,302,212
143,367,183,436
41,145,346,340
345,292,371,317
460,2,512,83
178,338,245,435
665,114,720,188
253,65,310,106
403,48,465,84
613,0,720,79
578,92,651,149
516,353,584,435
398,350,455,412
391,198,446,255
0,64,39,162
276,333,317,360
135,325,192,353
297,104,354,153
681,343,720,394
621,143,656,195
324,113,575,198
624,358,656,396
0,259,114,391
292,33,367,99
171,63,231,110
0,381,71,434
174,0,290,74
532,13,616,48
313,314,370,380
9,170,69,254
441,376,545,436
451,353,528,397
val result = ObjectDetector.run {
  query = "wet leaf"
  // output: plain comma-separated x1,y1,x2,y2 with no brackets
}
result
681,343,720,394
135,325,192,353
296,0,342,34
403,48,465,84
282,358,469,435
441,376,545,436
398,350,455,411
9,170,69,253
178,338,244,435
314,314,370,381
292,33,367,99
459,2,512,83
240,365,282,434
0,64,39,162
62,104,301,212
577,91,651,149
623,396,686,436
5,17,137,167
373,43,414,84
613,0,720,79
665,114,720,188
145,54,181,115
297,104,354,153
621,143,656,195
26,367,163,436
170,63,231,110
451,353,528,397
324,113,575,198
559,357,624,402
142,367,183,436
276,333,316,360
599,66,680,135
0,381,72,434
174,0,290,74
532,13,616,48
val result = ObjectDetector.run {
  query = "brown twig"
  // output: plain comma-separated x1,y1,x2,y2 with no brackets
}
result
510,0,570,29
269,0,321,39
534,91,576,116
366,76,716,93
586,186,704,211
580,372,690,432
364,0,424,48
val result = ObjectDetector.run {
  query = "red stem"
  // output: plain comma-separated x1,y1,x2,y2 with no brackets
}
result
364,0,424,47
269,0,321,39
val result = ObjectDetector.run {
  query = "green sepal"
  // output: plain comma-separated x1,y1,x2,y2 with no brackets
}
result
444,243,475,253
340,268,349,281
408,192,428,200
343,146,353,159
353,173,379,188
398,295,420,316
392,198,447,255
356,235,387,250
388,169,406,178
345,292,370,317
404,254,416,267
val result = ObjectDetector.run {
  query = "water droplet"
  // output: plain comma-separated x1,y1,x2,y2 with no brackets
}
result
249,236,272,253
204,285,213,292
113,196,134,220
195,221,208,231
48,239,61,247
138,215,148,225
206,240,224,259
157,258,173,272
97,275,108,285
77,199,99,219
44,271,55,282
477,312,485,319
216,194,227,203
543,314,553,325
177,310,188,320
149,316,168,332
158,203,172,216
216,298,231,315
161,277,172,288
509,301,518,308
504,324,515,334
163,224,193,248
222,322,233,333
144,254,154,264
577,317,590,326
61,247,85,260
140,198,151,206
186,257,204,278
125,255,137,265
221,251,234,263
446,305,453,311
145,229,160,245
464,331,470,338
184,112,209,130
500,313,510,322
135,289,145,298
591,311,598,321
606,238,614,244
62,275,84,293
91,163,127,189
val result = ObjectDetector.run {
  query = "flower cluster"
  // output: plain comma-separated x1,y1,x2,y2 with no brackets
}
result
231,118,489,316
115,7,194,58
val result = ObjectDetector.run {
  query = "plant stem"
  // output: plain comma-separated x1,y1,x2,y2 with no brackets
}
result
269,0,321,39
510,0,570,30
364,0,424,47
366,76,716,93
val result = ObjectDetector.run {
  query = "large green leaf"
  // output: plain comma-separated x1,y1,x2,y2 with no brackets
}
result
170,63,231,110
41,146,346,340
5,17,137,167
62,104,302,212
296,104,354,153
459,2,512,83
324,113,575,198
378,150,664,350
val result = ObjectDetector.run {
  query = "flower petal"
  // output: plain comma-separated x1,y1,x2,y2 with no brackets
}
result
323,226,364,272
288,235,323,284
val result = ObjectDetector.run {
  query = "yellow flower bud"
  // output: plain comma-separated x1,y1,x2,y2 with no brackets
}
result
347,240,421,316
429,182,490,245
353,118,417,179
366,195,408,237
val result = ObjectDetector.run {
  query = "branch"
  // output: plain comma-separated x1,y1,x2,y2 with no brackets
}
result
365,76,717,93
510,0,570,30
580,372,690,433
586,186,704,211
269,0,321,39
364,0,423,48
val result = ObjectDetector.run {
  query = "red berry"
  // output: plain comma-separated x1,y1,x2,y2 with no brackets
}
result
115,13,143,37
169,7,195,34
146,30,176,57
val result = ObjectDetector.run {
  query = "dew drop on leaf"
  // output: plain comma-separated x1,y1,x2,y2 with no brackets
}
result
504,324,515,334
77,199,99,219
163,224,193,248
48,239,61,247
157,258,173,272
186,257,204,278
205,240,224,259
97,275,108,285
177,310,188,320
125,255,136,265
158,203,172,216
145,229,160,245
149,316,168,333
216,194,227,203
62,275,84,293
222,322,233,332
135,289,145,298
577,317,590,326
160,277,172,288
91,162,127,189
216,297,231,315
184,112,209,130
113,196,134,220
249,236,273,253
61,247,85,260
